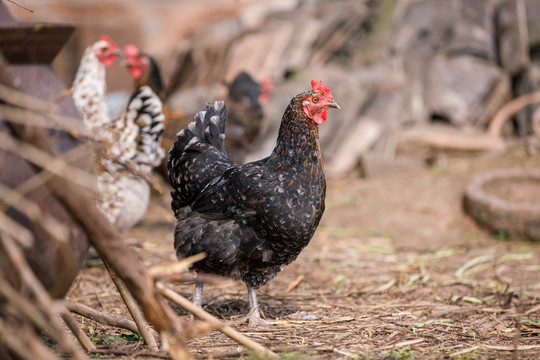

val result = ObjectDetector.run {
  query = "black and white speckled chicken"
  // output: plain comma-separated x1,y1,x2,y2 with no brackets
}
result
168,80,340,326
122,44,189,179
72,36,165,229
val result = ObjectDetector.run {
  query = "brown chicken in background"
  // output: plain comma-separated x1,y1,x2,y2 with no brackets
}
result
122,45,272,180
168,80,340,326
123,44,185,180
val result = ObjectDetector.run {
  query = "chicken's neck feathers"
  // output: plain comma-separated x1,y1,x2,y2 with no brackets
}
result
136,57,166,101
270,102,322,168
72,46,111,132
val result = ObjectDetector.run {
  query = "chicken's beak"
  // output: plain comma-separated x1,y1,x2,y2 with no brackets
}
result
325,101,341,110
114,48,124,57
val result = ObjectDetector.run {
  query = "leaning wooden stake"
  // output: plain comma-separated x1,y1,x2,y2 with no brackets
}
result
103,261,158,350
60,311,96,353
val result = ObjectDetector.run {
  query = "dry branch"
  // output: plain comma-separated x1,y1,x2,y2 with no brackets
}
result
147,254,206,280
449,345,480,358
0,319,61,360
60,310,96,353
156,282,279,360
483,344,540,351
0,83,55,113
0,236,89,360
0,104,84,136
0,211,34,248
0,275,52,338
90,348,171,359
0,131,96,191
66,300,141,335
284,274,304,293
378,338,425,350
103,261,159,350
0,182,69,244
524,304,540,315
14,143,91,198
488,91,540,137
401,127,505,152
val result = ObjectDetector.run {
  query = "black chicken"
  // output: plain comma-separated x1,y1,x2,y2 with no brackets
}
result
223,72,272,163
168,80,339,326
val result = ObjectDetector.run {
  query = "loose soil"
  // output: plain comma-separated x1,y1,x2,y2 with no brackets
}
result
67,143,540,359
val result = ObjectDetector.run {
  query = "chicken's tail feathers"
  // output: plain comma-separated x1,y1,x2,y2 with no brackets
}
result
167,101,231,207
203,100,227,153
177,100,227,155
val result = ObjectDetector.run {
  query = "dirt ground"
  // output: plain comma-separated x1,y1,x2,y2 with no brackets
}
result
67,143,540,359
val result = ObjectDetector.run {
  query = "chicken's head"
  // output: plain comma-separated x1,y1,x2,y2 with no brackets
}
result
123,44,149,80
259,77,273,103
94,35,119,67
302,79,340,125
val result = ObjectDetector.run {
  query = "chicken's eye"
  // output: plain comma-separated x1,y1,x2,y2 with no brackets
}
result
312,97,319,103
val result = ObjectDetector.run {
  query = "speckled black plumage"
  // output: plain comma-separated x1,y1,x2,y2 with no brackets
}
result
168,92,326,289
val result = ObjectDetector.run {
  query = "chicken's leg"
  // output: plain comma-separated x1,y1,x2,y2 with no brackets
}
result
193,281,204,307
188,281,204,321
247,286,268,327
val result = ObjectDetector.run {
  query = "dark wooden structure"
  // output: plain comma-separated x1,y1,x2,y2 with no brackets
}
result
0,2,89,298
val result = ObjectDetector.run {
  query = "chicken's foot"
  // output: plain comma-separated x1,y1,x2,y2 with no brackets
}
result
246,286,270,328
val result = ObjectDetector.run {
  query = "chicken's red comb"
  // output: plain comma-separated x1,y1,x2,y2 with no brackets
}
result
123,44,139,59
99,34,118,49
311,79,332,98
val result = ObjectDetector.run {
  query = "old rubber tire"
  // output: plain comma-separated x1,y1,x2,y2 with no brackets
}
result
463,168,540,241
